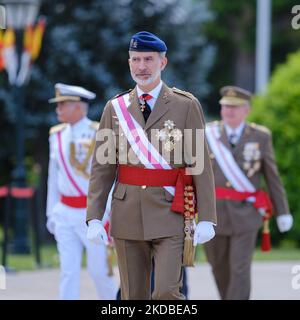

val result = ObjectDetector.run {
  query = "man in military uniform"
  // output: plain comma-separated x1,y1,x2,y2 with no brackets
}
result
46,83,117,300
204,86,293,300
86,31,217,300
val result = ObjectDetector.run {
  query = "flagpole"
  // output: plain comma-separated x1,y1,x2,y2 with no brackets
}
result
255,0,272,93
11,67,28,252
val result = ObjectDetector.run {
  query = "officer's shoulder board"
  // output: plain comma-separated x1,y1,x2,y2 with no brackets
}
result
172,87,195,100
112,89,133,99
249,122,271,135
90,121,99,131
49,123,67,135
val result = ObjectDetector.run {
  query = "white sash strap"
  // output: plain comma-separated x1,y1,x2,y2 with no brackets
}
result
205,125,255,193
111,94,175,196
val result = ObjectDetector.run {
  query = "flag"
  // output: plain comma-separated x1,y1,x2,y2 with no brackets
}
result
31,17,46,61
16,25,33,86
3,28,18,85
0,30,5,71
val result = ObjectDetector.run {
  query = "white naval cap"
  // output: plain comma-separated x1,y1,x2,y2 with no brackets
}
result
48,83,96,103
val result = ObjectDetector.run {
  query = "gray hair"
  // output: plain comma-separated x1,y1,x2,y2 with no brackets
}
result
159,52,166,58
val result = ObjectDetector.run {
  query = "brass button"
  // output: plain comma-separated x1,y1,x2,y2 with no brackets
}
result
141,185,147,189
226,181,231,188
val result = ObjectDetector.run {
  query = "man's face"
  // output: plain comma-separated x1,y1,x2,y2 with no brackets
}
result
128,51,167,87
56,101,78,123
221,104,249,128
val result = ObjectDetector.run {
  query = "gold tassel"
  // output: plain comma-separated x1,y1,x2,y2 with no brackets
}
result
183,231,196,266
182,185,197,266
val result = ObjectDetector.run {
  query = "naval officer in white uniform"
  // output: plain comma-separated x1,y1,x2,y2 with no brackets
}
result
46,83,117,300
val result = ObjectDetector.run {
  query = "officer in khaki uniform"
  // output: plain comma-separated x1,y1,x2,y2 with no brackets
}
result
204,86,293,300
86,31,217,300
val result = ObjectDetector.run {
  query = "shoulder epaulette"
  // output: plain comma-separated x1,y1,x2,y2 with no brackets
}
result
113,89,133,99
49,123,67,135
249,122,271,134
90,121,99,130
172,87,195,100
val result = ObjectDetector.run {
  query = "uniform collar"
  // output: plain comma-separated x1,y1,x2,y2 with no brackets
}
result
136,81,163,100
224,121,245,140
70,116,90,132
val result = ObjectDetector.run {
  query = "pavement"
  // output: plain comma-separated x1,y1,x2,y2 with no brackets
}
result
0,261,299,300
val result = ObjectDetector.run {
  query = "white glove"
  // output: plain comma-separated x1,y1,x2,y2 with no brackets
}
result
87,219,109,245
276,214,293,233
193,221,216,246
46,217,56,235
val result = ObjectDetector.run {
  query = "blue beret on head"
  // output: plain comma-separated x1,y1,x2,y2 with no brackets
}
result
129,31,167,52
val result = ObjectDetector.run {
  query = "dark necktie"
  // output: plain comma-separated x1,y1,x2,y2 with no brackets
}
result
140,94,152,122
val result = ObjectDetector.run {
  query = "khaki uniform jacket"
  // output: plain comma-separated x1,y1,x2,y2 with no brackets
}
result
87,83,217,240
208,121,289,235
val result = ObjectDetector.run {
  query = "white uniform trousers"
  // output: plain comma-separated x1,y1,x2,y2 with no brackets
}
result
54,203,117,300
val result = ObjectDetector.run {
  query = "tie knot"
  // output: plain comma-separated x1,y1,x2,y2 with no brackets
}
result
140,94,152,101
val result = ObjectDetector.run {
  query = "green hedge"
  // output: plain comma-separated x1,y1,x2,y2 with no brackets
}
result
249,50,300,247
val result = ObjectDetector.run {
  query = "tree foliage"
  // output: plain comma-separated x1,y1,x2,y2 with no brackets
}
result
0,0,215,185
203,0,300,114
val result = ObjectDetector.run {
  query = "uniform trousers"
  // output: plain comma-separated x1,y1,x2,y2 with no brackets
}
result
54,203,117,299
204,230,258,300
114,234,185,300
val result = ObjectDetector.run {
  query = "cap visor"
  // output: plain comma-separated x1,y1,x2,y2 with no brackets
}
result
48,96,81,103
219,97,249,106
